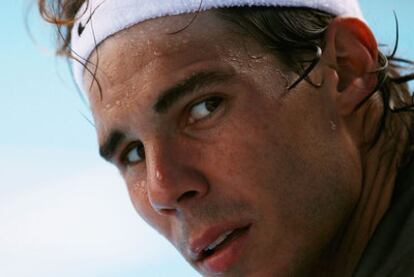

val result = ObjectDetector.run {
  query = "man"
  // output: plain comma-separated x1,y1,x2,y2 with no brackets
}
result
38,0,414,275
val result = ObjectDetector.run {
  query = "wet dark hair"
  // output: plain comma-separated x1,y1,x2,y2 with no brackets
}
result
38,0,84,56
38,0,414,164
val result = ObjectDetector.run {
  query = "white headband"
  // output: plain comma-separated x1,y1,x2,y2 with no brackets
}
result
71,0,363,92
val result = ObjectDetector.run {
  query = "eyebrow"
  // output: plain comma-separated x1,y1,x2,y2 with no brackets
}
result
153,70,234,113
99,130,125,162
99,70,233,162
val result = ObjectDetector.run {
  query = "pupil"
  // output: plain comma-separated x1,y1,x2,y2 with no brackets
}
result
205,97,221,112
203,248,215,257
137,144,145,159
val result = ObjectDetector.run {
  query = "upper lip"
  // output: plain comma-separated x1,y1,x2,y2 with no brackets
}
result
188,221,251,262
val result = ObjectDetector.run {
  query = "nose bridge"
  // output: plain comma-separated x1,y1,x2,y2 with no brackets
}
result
146,138,208,214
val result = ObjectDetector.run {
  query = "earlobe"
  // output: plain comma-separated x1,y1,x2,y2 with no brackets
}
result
322,17,379,116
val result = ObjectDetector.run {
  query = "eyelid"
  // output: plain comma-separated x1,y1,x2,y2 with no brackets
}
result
187,93,224,111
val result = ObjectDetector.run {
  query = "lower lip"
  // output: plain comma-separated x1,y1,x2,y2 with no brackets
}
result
200,226,251,274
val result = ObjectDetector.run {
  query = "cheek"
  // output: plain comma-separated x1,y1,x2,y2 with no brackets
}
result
126,178,152,221
124,176,172,236
211,93,359,240
256,110,361,261
275,144,357,227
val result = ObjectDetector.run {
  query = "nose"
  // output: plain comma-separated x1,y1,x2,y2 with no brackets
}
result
145,142,209,215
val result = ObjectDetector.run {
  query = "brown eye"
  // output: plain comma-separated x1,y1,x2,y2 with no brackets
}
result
188,97,222,124
123,143,145,165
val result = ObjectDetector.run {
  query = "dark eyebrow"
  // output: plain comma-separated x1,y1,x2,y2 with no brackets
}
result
154,70,233,113
99,130,126,162
99,70,232,161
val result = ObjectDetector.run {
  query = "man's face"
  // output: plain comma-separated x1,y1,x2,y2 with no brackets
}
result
86,12,362,276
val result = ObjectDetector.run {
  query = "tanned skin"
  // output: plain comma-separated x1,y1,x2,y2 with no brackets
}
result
83,12,409,276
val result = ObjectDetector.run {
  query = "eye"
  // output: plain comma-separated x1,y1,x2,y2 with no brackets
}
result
188,96,223,124
122,142,145,165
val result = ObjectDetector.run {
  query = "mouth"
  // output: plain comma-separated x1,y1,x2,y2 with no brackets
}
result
190,223,252,274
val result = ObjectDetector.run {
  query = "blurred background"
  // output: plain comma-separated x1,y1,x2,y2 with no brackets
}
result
0,1,413,276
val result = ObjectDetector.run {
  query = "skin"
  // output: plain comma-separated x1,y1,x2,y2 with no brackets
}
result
83,12,409,276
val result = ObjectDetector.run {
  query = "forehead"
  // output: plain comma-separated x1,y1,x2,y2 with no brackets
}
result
83,11,284,139
84,11,241,95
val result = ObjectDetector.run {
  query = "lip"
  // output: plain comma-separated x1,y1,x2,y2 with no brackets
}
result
189,222,252,274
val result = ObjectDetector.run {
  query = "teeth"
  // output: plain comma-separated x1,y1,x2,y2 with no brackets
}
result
204,230,234,251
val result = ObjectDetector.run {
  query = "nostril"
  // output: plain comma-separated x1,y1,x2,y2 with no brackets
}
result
155,191,198,215
177,190,198,203
158,208,176,216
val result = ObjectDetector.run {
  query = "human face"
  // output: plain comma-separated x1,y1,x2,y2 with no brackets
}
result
85,11,362,276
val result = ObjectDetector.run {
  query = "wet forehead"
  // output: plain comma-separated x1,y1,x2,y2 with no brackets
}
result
83,11,239,103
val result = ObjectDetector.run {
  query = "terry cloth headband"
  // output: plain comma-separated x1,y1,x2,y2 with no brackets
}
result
71,0,364,92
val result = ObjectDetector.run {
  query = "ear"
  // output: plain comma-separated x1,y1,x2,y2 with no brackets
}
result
322,17,379,116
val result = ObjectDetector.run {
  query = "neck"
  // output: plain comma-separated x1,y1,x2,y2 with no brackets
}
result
315,106,411,276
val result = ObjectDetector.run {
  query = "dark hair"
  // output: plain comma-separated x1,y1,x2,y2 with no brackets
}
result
38,0,414,164
38,0,85,56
